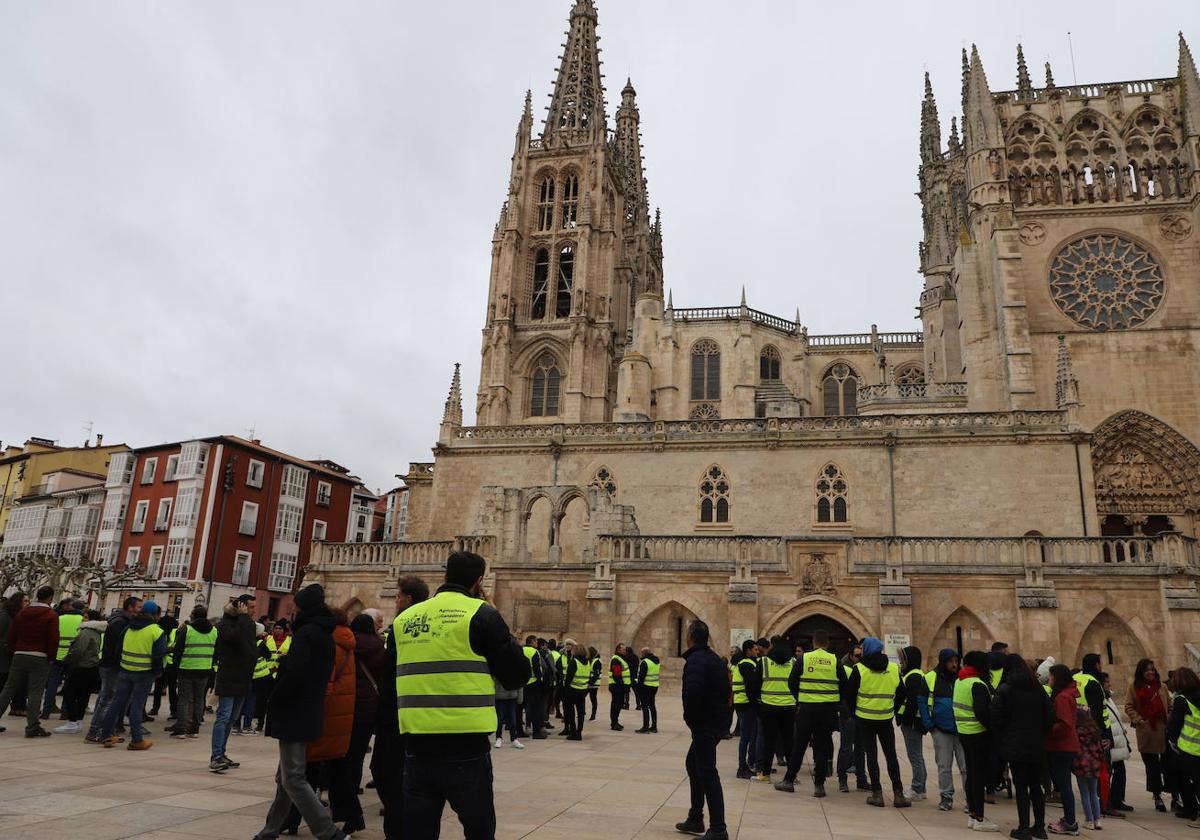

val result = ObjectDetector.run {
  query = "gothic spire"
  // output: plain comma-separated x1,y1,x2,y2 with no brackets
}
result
442,363,463,426
961,47,970,120
1180,32,1200,138
616,77,647,220
1055,336,1079,409
543,0,607,144
1016,43,1032,95
1044,61,1056,89
948,116,961,154
920,71,943,163
965,45,1001,153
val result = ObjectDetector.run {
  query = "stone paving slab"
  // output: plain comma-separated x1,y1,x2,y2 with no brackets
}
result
1,705,1195,839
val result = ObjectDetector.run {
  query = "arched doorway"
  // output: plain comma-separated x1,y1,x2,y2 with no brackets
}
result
784,614,858,658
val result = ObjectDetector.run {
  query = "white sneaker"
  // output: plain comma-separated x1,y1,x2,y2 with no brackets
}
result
972,818,999,832
511,739,525,750
968,818,977,830
905,789,927,801
54,721,81,734
494,738,503,749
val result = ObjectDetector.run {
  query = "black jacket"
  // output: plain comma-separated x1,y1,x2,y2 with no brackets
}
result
734,655,762,706
681,644,732,737
213,609,257,697
990,679,1054,763
1168,689,1200,748
1079,656,1112,741
99,611,132,668
266,603,335,743
898,646,926,730
405,584,529,758
844,651,904,718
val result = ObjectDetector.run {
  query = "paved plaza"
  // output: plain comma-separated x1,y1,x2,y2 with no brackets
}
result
0,703,1194,839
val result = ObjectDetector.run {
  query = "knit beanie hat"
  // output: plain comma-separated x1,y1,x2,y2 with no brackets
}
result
294,583,325,612
861,636,884,657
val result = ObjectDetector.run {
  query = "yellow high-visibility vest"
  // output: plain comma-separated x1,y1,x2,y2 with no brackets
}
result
797,649,840,704
855,662,899,720
641,659,661,688
177,625,217,671
953,675,987,734
120,624,164,672
56,613,83,661
1073,673,1112,728
760,657,796,708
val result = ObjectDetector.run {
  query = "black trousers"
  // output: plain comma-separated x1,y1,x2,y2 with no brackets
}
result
758,705,794,774
786,702,838,783
1142,750,1167,795
328,719,374,822
252,675,274,727
609,684,626,726
523,685,544,733
641,687,658,730
62,665,100,722
961,732,990,818
588,686,598,719
1011,759,1046,830
564,688,586,737
686,733,726,832
403,751,495,840
150,666,177,715
371,728,404,840
857,717,904,792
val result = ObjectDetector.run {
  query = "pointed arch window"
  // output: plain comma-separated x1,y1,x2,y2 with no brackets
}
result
690,339,721,401
699,465,730,524
760,345,781,381
590,466,617,499
531,248,550,320
561,174,579,229
822,363,858,416
815,463,849,524
529,353,561,417
555,245,574,318
537,176,556,232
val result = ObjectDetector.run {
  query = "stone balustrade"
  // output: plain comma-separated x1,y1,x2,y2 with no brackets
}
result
857,382,968,407
309,535,495,571
597,534,786,570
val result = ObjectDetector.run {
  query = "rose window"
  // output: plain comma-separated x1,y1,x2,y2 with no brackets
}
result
1048,234,1163,331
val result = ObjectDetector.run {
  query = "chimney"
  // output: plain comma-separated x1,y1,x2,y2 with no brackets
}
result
96,433,103,447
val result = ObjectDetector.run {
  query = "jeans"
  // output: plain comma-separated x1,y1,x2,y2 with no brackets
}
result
41,659,65,715
175,670,209,734
786,702,838,784
240,691,258,729
495,698,520,740
735,705,759,772
931,729,967,804
101,670,154,743
837,708,863,781
87,665,120,738
900,725,927,793
211,694,246,760
1011,759,1046,829
403,751,496,840
960,731,990,818
686,733,725,832
641,686,658,730
858,717,904,793
1076,774,1100,822
1109,759,1127,807
62,665,100,721
256,740,340,840
1048,751,1078,825
0,654,50,734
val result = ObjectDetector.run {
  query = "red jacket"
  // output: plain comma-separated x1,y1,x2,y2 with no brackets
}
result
1045,684,1082,753
7,603,58,658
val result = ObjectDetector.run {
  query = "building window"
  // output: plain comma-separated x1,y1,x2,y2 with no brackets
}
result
822,363,859,416
316,481,332,506
690,340,721,401
561,174,579,228
163,538,193,579
590,466,617,499
555,245,574,318
125,546,141,572
232,551,251,586
101,495,127,532
146,546,164,579
1048,233,1164,331
247,459,265,489
531,248,551,320
268,550,298,592
274,501,303,544
154,498,173,531
106,452,134,486
172,487,199,528
281,465,308,500
240,501,259,537
94,540,117,567
178,442,208,479
312,520,327,541
530,353,561,417
689,402,721,420
131,500,149,533
164,454,180,482
894,364,925,386
698,464,730,524
760,345,781,381
140,457,158,485
816,463,849,524
536,175,556,232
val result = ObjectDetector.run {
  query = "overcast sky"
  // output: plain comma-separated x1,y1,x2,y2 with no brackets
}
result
0,1,1188,490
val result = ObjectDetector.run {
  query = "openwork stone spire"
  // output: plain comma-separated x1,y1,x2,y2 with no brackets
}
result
542,0,607,145
1055,336,1080,409
616,78,647,223
920,72,943,163
960,47,970,121
443,363,463,426
1180,32,1200,138
1016,43,1032,95
948,116,961,154
964,45,1001,152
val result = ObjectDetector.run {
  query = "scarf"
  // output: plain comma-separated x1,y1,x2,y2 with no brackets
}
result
958,665,980,681
1135,679,1167,724
272,629,288,646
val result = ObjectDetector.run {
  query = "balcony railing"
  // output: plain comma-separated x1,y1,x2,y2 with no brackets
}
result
858,382,968,406
308,536,496,570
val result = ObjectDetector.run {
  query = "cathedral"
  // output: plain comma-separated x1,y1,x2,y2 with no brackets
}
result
308,1,1200,683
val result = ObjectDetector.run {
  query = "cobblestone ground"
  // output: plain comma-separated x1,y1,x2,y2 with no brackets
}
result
0,703,1192,839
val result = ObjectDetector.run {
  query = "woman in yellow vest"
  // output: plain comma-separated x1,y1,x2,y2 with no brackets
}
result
1166,667,1200,827
845,636,910,808
954,650,997,830
635,646,661,734
561,639,590,741
587,645,602,722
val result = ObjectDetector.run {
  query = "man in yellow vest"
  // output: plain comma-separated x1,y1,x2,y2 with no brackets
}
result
41,598,83,718
168,603,216,739
732,638,762,779
635,646,661,734
754,635,797,781
846,636,910,808
775,629,847,796
98,600,166,750
609,642,631,731
393,551,529,838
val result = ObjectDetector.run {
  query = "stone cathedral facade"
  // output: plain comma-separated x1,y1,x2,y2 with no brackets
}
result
308,2,1200,682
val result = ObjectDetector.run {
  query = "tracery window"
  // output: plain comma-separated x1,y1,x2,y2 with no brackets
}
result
529,353,561,417
531,248,550,320
698,465,730,524
590,466,617,499
894,364,925,386
555,245,574,318
816,463,849,524
689,402,720,419
822,363,858,416
536,176,555,232
759,345,781,381
561,174,579,229
690,339,721,401
1048,233,1164,331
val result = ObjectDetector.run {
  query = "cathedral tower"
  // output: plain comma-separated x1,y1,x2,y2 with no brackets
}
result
476,0,663,426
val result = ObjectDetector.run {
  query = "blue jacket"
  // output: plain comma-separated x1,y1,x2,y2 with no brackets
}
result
681,644,732,737
921,648,959,733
